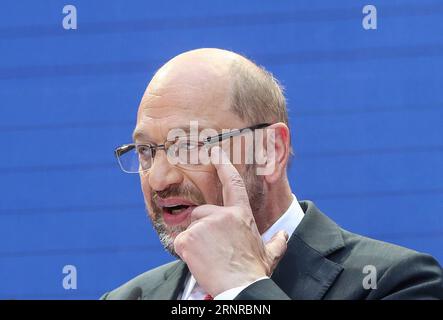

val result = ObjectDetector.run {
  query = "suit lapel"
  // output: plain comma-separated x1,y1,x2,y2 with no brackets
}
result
143,261,189,300
271,201,345,299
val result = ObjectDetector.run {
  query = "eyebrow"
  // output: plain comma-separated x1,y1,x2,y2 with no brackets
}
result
132,129,151,142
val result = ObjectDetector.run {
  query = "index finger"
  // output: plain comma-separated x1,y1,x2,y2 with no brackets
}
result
210,146,251,208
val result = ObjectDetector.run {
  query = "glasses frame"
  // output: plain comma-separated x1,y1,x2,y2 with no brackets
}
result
114,122,272,173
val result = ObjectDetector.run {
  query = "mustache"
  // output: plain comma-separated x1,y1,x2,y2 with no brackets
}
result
151,184,205,206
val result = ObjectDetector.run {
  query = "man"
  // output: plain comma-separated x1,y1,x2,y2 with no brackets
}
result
102,48,443,300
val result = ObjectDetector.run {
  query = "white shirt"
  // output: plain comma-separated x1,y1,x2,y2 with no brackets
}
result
180,193,305,300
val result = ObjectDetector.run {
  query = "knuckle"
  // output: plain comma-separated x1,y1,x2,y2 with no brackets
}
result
277,239,288,257
173,233,188,252
229,173,244,188
265,264,272,276
235,206,251,220
270,239,288,262
221,208,236,223
239,209,251,223
173,237,182,253
221,206,242,222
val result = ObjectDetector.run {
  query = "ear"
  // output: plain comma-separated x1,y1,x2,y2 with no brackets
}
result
255,122,291,183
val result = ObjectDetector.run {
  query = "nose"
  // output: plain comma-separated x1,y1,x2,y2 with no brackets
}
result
147,149,183,192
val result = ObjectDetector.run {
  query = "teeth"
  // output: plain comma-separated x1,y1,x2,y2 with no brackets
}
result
165,204,190,215
171,208,184,215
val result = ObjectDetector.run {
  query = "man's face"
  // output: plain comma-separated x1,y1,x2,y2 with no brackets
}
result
134,61,265,256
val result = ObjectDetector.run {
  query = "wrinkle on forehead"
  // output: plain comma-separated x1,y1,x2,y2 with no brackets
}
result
138,82,231,124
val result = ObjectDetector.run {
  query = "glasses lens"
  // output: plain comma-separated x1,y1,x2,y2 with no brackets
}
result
168,139,208,166
116,145,153,173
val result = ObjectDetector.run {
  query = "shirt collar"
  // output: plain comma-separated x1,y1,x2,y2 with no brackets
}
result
261,193,305,243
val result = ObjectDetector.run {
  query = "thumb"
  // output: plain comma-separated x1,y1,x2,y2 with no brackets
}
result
264,230,289,273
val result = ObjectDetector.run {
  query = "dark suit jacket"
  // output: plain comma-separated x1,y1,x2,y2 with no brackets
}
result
101,200,443,299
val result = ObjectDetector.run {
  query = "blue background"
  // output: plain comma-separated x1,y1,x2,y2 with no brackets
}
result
0,0,442,299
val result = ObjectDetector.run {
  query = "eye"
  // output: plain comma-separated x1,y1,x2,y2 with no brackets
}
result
136,145,152,156
177,140,200,151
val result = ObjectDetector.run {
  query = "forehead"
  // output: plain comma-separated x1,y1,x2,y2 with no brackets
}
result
133,56,248,141
133,118,218,141
133,90,246,143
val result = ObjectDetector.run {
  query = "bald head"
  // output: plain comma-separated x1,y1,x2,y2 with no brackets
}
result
138,48,288,130
149,49,235,92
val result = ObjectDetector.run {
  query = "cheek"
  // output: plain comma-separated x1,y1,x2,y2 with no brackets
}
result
139,173,155,213
139,173,150,196
188,171,222,205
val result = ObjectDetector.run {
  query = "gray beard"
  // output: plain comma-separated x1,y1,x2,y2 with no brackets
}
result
152,218,185,258
149,164,265,257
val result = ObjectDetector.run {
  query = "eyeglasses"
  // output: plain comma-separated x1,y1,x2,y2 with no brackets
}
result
114,123,271,173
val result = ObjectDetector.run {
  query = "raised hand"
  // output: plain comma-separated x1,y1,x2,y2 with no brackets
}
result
173,146,288,296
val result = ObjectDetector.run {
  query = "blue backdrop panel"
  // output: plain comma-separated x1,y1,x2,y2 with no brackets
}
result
0,0,442,299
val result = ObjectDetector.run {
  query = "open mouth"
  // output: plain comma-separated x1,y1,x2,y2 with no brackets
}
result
163,204,192,215
155,197,198,225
